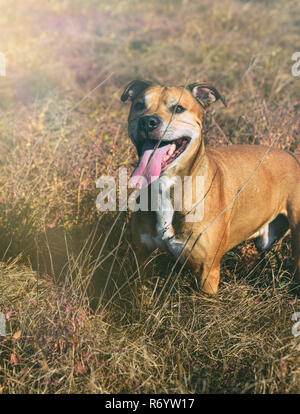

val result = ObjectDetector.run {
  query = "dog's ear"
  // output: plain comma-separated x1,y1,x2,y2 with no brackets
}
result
121,80,152,102
187,83,226,109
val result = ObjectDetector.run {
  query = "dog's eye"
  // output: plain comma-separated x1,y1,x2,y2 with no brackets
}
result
133,102,146,112
171,105,186,114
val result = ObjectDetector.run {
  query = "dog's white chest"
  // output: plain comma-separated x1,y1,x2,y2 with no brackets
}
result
139,177,185,260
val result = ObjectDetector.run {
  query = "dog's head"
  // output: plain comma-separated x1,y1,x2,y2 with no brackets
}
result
121,80,226,188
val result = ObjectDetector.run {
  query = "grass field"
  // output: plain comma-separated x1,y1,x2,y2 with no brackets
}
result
0,0,299,393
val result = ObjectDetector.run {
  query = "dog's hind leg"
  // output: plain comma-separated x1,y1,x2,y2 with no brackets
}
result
253,224,270,251
253,214,289,252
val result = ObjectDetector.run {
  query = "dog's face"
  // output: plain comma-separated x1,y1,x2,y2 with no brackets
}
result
121,81,225,188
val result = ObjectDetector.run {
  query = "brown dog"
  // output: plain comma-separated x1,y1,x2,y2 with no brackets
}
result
121,80,300,294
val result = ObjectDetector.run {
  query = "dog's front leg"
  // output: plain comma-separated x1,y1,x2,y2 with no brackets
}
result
189,256,221,294
199,262,221,295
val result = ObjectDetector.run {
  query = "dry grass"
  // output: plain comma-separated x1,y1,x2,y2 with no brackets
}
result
0,0,300,393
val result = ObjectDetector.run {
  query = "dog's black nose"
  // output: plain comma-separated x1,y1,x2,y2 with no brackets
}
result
139,115,161,131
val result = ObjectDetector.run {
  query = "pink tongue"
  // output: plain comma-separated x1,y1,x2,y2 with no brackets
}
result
130,141,171,189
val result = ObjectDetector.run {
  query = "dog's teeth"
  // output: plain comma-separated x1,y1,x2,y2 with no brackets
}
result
168,144,176,155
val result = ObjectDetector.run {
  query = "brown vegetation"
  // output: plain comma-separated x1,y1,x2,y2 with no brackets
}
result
0,0,299,393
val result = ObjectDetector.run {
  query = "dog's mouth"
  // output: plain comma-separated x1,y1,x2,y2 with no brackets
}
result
130,137,191,189
161,137,190,171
